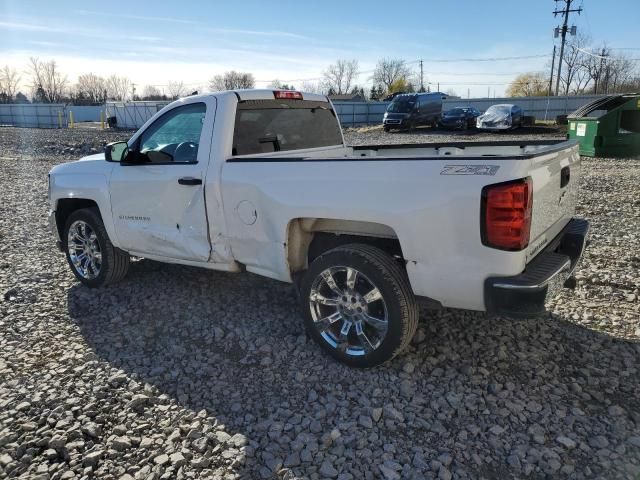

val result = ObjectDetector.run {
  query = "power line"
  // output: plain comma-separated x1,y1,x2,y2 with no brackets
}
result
571,45,608,59
415,54,550,63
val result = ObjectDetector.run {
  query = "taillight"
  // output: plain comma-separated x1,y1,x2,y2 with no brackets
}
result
481,178,532,251
274,90,303,100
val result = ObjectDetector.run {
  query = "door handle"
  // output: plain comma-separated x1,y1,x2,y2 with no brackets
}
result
178,177,202,186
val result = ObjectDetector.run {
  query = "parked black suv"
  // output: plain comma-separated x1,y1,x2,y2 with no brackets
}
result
383,93,446,131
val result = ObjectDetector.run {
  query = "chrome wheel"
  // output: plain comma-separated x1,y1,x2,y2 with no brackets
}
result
309,266,388,356
67,220,102,280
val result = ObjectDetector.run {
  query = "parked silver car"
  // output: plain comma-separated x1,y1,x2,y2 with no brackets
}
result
477,104,523,131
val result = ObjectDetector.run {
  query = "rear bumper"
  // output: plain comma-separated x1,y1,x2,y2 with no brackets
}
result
440,120,466,129
484,218,589,318
478,123,511,130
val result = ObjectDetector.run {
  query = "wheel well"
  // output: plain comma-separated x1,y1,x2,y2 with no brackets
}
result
55,198,100,239
287,218,404,274
308,232,404,264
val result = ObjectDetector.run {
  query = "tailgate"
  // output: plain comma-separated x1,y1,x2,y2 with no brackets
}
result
525,143,581,263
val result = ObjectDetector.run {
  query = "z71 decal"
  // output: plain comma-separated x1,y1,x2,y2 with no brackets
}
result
440,165,500,176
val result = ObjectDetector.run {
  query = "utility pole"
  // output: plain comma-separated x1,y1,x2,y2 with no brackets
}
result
595,47,607,94
548,45,556,96
419,59,424,92
553,0,582,96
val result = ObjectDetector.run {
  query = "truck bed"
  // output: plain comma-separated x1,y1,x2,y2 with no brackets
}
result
349,139,574,159
223,139,580,310
228,140,573,162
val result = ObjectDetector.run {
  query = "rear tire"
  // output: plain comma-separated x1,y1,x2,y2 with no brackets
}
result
300,244,419,368
63,208,130,288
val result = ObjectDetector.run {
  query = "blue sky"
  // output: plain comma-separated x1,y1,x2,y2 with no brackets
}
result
1,0,638,97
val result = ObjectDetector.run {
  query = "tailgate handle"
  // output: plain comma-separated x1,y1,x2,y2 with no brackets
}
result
560,166,570,188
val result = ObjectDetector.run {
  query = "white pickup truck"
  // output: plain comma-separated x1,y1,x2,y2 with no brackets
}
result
48,89,589,367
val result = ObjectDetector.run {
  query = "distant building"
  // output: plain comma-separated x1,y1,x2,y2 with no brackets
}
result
328,93,366,102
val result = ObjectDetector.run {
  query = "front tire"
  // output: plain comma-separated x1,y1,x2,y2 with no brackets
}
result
300,244,419,367
63,208,130,288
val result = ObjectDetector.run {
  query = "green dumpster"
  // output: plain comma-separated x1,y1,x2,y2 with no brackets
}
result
567,93,640,157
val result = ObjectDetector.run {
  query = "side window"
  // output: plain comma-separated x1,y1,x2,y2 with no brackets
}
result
137,103,206,164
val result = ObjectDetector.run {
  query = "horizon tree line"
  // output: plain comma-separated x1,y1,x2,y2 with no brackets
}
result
1,47,638,105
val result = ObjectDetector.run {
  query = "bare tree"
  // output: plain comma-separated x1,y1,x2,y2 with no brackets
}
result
506,72,549,97
373,58,411,93
74,73,106,104
601,54,636,94
300,81,324,94
322,59,359,95
558,35,591,95
583,44,610,95
28,57,68,103
0,66,21,102
209,71,255,91
141,85,165,100
105,75,132,101
167,80,185,100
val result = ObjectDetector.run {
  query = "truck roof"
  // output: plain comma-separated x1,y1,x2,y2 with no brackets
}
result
186,89,329,103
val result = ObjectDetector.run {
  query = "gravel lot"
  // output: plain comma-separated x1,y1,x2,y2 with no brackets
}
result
1,126,639,480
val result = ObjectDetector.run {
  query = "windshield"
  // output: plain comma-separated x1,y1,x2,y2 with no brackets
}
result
445,108,465,115
387,100,415,113
485,105,511,115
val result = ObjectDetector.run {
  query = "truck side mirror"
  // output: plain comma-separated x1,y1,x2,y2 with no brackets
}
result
105,141,128,162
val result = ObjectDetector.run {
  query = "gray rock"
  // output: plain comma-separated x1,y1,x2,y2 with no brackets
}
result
438,466,452,480
154,454,170,466
402,362,415,374
383,405,404,423
358,415,373,428
110,436,132,451
191,456,210,468
507,454,521,470
589,435,609,449
81,423,101,438
608,405,625,416
371,408,383,423
170,452,186,467
319,459,339,478
284,452,300,467
229,433,248,447
379,464,401,480
127,394,150,410
556,436,577,449
82,450,103,468
15,401,31,411
49,435,66,449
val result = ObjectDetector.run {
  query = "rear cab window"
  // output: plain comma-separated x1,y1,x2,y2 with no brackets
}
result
232,99,343,156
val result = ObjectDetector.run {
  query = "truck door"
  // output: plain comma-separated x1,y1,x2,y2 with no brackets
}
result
109,98,215,262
